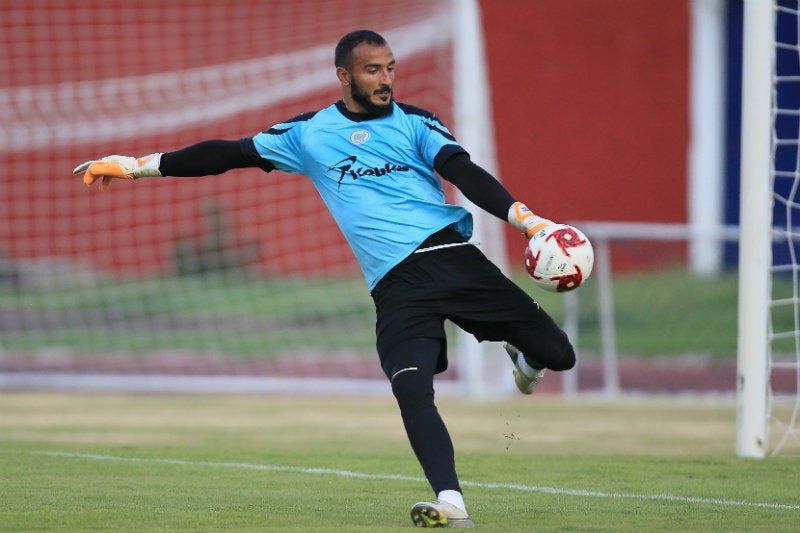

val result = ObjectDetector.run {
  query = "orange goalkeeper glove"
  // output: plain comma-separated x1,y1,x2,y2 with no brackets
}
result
508,201,553,239
73,154,162,191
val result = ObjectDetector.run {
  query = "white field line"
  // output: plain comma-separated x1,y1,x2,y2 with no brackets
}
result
33,450,800,512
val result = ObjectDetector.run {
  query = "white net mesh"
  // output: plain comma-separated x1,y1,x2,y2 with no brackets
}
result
768,0,800,454
0,0,462,390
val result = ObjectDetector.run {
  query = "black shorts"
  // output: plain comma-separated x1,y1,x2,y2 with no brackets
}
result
371,228,572,376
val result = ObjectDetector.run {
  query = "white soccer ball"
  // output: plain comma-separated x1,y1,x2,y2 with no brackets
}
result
524,224,594,292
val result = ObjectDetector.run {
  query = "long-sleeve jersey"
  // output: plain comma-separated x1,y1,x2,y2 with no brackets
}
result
159,100,517,290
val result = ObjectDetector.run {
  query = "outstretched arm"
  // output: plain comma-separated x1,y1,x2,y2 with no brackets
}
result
160,139,273,176
74,138,272,190
438,152,551,238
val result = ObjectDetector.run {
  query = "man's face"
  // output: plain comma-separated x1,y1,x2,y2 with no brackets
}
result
341,43,395,116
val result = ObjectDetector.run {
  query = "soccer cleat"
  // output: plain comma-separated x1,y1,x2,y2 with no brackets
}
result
410,501,475,528
503,342,546,395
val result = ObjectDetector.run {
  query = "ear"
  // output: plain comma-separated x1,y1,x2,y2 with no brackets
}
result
336,66,350,86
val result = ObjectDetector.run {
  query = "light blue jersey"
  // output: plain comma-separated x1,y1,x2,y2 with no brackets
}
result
251,101,473,290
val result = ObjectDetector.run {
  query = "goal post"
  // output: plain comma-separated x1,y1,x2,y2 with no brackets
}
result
736,0,774,458
738,0,800,458
452,0,512,398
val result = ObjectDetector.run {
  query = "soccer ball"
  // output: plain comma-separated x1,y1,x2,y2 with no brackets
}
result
524,224,594,292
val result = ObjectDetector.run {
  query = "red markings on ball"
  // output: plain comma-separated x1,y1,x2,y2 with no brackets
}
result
545,227,587,258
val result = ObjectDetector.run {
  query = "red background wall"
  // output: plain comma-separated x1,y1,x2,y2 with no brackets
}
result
480,0,689,249
0,1,691,276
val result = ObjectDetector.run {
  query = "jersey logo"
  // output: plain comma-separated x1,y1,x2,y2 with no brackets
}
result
327,155,409,189
349,130,370,144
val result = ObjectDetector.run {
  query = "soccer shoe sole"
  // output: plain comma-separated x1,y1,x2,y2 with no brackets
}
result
410,502,475,528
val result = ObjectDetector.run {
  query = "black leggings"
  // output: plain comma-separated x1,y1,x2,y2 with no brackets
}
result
385,337,461,495
374,234,576,495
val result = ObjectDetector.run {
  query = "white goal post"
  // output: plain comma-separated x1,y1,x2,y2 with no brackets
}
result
737,0,800,458
452,0,513,397
737,0,773,458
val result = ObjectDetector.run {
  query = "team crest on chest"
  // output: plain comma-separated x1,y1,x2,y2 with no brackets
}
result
349,130,370,145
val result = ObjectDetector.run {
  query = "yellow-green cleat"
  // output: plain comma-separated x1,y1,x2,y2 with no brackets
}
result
504,342,546,395
410,501,475,528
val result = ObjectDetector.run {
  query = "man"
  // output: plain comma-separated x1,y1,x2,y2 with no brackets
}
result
74,29,575,529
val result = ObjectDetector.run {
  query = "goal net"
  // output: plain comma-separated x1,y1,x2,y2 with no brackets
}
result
0,0,501,395
738,0,800,456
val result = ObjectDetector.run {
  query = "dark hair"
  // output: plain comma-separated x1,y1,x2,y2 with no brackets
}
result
334,30,387,68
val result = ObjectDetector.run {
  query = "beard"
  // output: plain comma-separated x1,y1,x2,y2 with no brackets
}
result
350,78,393,117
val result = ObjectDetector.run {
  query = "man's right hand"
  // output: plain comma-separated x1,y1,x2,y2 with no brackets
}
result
73,154,162,191
508,201,553,239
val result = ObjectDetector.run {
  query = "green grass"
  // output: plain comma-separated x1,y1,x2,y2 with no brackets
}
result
0,275,376,355
2,393,799,532
533,269,745,357
1,268,795,358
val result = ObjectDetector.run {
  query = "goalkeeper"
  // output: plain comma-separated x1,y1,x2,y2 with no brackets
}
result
74,30,575,529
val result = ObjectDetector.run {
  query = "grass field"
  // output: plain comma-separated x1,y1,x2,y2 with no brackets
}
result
2,392,799,532
0,268,758,358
